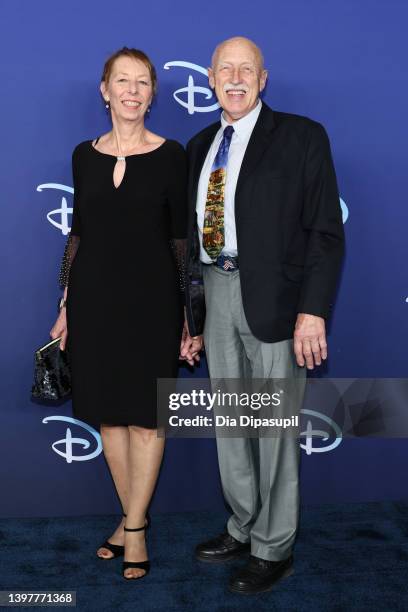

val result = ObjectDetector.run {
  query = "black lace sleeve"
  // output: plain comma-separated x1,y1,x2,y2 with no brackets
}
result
58,233,80,288
167,142,187,305
59,145,82,288
170,238,187,299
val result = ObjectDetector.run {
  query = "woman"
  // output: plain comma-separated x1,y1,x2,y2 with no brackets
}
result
50,47,202,580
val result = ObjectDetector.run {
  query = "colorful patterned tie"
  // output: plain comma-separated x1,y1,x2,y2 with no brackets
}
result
203,125,234,260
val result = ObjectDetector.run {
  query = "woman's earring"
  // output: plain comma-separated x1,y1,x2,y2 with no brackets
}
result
105,100,110,109
147,105,151,114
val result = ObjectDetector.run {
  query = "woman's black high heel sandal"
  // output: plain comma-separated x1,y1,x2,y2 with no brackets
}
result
122,520,150,580
98,512,151,561
97,513,127,560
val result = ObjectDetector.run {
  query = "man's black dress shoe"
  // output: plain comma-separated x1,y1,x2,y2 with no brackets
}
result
229,554,294,594
195,532,250,563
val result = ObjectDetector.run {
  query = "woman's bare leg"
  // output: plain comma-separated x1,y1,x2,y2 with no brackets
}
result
96,424,130,558
123,425,165,578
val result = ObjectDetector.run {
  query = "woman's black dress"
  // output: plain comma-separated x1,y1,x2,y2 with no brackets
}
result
60,139,187,429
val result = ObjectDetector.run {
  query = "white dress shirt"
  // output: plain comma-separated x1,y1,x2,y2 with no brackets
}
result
196,99,262,263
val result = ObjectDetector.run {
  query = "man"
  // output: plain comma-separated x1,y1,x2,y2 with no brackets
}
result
182,36,344,594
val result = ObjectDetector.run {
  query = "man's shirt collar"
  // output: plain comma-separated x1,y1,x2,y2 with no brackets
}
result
220,98,262,141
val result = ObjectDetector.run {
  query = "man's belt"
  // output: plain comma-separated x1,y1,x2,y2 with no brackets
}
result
213,254,239,271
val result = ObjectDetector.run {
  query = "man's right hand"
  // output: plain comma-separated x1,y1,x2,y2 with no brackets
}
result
50,308,68,351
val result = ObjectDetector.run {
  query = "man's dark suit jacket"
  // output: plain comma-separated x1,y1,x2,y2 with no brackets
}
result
185,102,345,343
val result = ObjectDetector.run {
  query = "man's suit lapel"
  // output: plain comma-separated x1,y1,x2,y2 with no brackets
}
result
235,102,276,205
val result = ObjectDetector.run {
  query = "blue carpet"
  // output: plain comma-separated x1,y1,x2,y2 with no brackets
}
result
1,501,407,611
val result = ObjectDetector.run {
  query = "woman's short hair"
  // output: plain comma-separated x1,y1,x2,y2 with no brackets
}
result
101,47,157,97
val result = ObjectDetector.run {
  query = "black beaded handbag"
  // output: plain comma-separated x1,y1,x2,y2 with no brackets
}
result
31,337,71,400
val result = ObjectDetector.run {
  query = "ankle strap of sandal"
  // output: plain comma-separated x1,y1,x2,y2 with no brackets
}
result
124,525,146,532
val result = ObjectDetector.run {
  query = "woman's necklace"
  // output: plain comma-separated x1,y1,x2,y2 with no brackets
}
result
114,130,145,161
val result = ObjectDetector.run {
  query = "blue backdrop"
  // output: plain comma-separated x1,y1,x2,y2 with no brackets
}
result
1,0,407,518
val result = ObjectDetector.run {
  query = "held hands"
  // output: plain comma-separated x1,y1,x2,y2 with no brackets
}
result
294,313,327,369
50,308,68,351
179,319,203,366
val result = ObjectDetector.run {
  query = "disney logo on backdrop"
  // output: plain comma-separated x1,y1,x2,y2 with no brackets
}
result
42,416,102,463
163,61,220,115
37,183,73,235
299,409,342,455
